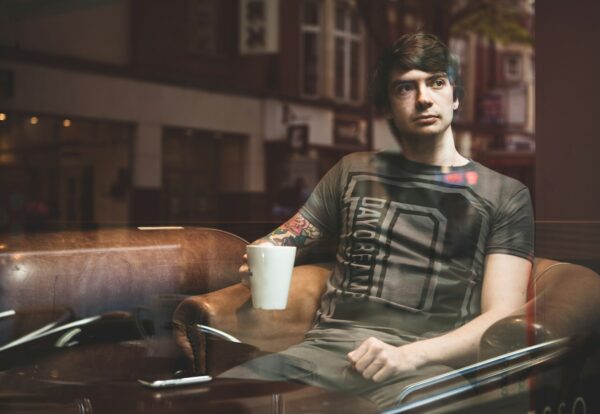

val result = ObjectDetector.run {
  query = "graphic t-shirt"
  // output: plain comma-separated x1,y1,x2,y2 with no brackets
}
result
299,151,534,338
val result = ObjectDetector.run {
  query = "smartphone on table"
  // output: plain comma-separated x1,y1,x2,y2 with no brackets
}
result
138,375,212,388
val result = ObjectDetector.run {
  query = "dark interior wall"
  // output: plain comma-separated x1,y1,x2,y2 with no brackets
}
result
536,0,600,221
536,0,600,266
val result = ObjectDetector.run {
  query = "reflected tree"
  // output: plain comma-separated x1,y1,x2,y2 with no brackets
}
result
356,0,533,47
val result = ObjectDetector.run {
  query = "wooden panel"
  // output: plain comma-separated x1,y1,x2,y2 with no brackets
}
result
536,0,600,221
536,221,600,261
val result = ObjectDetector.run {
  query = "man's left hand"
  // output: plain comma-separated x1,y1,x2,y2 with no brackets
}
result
347,337,425,383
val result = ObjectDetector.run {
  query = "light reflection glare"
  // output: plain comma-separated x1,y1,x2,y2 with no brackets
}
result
137,226,184,230
1,244,181,258
12,262,28,281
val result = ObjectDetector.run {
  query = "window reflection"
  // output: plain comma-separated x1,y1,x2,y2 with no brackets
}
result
0,113,133,233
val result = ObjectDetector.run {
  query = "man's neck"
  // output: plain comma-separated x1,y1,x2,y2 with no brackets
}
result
398,128,469,167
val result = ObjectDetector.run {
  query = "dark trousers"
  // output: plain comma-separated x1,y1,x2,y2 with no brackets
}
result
220,327,459,409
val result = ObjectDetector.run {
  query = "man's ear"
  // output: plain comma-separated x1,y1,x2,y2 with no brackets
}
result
453,99,459,111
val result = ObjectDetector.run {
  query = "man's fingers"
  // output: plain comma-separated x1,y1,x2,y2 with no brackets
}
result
348,337,406,382
371,365,393,383
348,337,382,371
240,253,249,274
238,262,250,278
360,357,385,379
347,341,369,364
350,341,383,373
239,258,251,288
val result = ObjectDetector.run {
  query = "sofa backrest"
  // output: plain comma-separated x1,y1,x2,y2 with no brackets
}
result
0,227,248,318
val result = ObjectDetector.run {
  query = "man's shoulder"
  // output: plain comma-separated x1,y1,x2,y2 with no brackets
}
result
340,151,401,169
341,151,380,163
332,151,382,173
471,161,529,199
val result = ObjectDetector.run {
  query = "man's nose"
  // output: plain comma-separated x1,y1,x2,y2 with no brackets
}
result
416,85,433,109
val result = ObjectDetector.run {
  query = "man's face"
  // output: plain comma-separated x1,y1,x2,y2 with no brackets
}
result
386,69,458,138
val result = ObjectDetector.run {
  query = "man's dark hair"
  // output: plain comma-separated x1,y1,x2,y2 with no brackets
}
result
369,32,464,112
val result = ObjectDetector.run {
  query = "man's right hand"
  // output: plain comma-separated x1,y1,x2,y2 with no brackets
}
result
239,252,251,288
239,212,323,287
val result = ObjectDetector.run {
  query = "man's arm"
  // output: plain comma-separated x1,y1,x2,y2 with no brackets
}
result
255,212,324,249
347,253,532,382
239,212,325,283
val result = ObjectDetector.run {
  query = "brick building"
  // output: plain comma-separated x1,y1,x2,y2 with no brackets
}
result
0,0,534,238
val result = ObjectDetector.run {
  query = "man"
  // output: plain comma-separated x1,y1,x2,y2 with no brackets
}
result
226,32,534,408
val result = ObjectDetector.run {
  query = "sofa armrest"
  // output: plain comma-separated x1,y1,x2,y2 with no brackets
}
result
480,259,600,359
173,263,333,371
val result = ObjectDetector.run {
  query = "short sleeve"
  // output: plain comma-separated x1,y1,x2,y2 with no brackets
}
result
486,187,535,262
299,159,344,236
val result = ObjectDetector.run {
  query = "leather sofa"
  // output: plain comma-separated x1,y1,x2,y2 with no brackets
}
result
172,253,600,359
0,227,246,345
1,227,599,413
0,228,380,413
170,232,600,411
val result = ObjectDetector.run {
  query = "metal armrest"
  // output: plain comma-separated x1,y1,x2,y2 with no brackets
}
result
1,308,73,348
0,310,16,320
0,315,102,353
197,324,242,343
0,312,142,371
382,336,572,414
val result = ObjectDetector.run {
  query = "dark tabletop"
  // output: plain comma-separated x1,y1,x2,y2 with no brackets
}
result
0,334,378,414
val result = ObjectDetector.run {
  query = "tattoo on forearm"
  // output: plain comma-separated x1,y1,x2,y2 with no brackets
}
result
262,213,322,247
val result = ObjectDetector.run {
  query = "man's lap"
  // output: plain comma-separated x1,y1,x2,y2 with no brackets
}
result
219,327,461,409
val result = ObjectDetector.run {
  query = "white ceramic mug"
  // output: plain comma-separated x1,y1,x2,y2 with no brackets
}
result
246,245,297,310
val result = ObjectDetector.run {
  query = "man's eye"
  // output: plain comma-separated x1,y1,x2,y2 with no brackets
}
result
431,78,447,88
394,84,414,96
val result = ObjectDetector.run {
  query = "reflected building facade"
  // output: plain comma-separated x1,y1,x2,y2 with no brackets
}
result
0,0,534,239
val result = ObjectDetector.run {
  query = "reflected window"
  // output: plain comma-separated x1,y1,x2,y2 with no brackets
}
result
162,127,246,224
188,0,218,54
504,53,523,82
334,1,362,101
0,113,133,233
300,0,323,96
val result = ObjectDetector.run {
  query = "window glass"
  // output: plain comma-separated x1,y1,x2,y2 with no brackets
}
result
0,113,132,233
300,0,323,96
162,127,219,222
350,40,359,100
350,10,359,34
335,37,345,98
303,32,320,95
303,0,320,25
219,133,246,192
188,0,217,54
335,4,346,30
334,1,361,101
